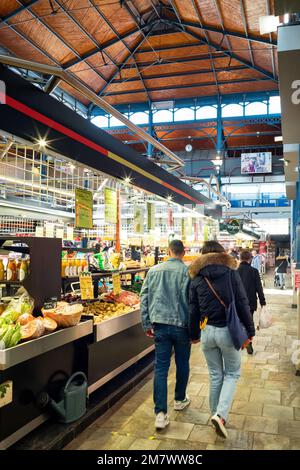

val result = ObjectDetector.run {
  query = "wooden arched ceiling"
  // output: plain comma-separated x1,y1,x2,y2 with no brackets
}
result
0,0,278,107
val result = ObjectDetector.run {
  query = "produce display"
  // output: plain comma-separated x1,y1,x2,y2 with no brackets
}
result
83,301,134,324
0,293,84,349
41,302,83,328
103,290,140,307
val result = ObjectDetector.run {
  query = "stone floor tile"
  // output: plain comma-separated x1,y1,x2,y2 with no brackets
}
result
129,438,160,450
189,373,210,384
263,404,294,420
187,383,205,395
231,400,263,416
253,433,290,450
249,388,281,404
290,438,300,450
175,408,210,425
227,414,246,430
188,425,217,444
244,416,278,434
264,380,290,391
157,439,206,450
120,418,158,439
156,421,194,440
95,413,132,429
188,396,205,409
268,372,293,382
294,408,300,420
281,391,300,407
278,420,300,439
234,387,251,401
216,430,253,449
198,383,210,397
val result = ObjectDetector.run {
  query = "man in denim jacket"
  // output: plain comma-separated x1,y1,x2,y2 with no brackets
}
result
140,240,191,430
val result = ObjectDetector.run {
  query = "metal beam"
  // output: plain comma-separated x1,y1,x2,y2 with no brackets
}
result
111,65,248,83
16,0,107,84
239,0,255,67
183,24,278,82
0,0,39,23
0,54,184,166
176,19,277,45
97,22,157,98
103,76,272,96
266,0,276,80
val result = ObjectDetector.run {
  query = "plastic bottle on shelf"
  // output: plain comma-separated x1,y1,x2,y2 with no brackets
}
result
61,258,68,277
76,258,82,276
0,259,5,281
81,258,88,273
70,258,77,277
7,258,17,281
15,259,21,280
19,260,28,281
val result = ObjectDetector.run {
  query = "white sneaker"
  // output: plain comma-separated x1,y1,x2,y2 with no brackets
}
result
155,412,170,430
211,414,228,439
174,397,191,411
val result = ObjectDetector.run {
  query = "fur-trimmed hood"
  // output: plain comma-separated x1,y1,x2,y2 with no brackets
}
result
189,252,238,279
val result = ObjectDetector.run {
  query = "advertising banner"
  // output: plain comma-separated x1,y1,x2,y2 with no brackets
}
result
104,188,117,224
134,206,144,234
147,203,156,231
75,188,93,229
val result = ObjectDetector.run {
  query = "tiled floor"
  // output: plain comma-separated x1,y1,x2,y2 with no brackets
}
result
65,280,300,450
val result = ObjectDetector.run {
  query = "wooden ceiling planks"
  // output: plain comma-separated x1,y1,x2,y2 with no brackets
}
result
251,42,273,74
135,43,210,64
195,0,222,27
95,1,137,36
139,31,199,50
59,81,90,105
0,0,20,16
105,91,148,104
59,0,117,46
218,0,245,33
218,80,277,94
84,52,117,80
244,0,267,36
30,0,96,58
5,8,75,64
69,61,106,93
0,24,55,65
173,0,198,22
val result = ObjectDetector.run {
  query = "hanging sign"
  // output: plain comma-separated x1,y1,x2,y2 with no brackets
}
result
67,226,74,241
294,270,300,289
187,217,193,237
35,226,44,237
134,206,144,234
75,188,93,229
79,273,94,300
194,221,199,242
182,218,186,240
112,272,121,295
227,219,240,235
56,228,64,239
104,188,117,224
45,223,54,238
168,208,174,228
147,203,155,230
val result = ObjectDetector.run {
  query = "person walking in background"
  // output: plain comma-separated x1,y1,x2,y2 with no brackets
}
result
189,241,255,438
238,250,266,355
275,251,289,289
251,250,261,273
140,240,191,430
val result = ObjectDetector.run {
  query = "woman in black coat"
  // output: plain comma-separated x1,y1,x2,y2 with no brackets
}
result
188,241,255,439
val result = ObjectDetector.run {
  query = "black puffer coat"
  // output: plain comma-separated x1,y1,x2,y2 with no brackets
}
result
188,252,255,341
238,261,266,312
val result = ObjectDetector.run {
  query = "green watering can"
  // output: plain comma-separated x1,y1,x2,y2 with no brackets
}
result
37,372,88,424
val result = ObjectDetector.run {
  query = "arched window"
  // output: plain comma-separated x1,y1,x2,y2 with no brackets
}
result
245,101,267,116
153,109,173,123
269,96,281,114
130,112,148,125
222,103,243,117
196,106,217,120
174,107,194,121
91,115,109,128
109,115,126,127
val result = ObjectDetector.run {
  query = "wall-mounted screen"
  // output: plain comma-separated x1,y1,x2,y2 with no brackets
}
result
241,152,272,174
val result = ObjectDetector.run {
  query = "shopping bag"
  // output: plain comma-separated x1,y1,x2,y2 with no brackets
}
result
258,306,272,329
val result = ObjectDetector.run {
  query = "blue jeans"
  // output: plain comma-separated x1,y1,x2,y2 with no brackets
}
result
201,325,241,421
278,273,285,287
153,323,191,414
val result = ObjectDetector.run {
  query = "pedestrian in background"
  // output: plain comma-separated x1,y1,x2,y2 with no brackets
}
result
188,241,255,438
275,251,289,289
140,240,191,430
251,250,261,273
238,250,266,354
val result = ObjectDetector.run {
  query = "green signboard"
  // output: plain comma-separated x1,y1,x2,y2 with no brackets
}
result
227,219,240,235
75,188,93,229
104,188,117,224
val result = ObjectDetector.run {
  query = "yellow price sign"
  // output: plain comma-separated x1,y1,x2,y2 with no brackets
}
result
79,273,94,300
112,272,121,295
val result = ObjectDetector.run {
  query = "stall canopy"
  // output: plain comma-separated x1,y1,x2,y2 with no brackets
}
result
0,65,220,214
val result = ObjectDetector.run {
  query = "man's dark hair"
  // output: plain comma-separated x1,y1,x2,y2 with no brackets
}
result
240,250,252,262
201,240,225,254
169,239,185,256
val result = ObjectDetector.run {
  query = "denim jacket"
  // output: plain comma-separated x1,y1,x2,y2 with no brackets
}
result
140,258,190,331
